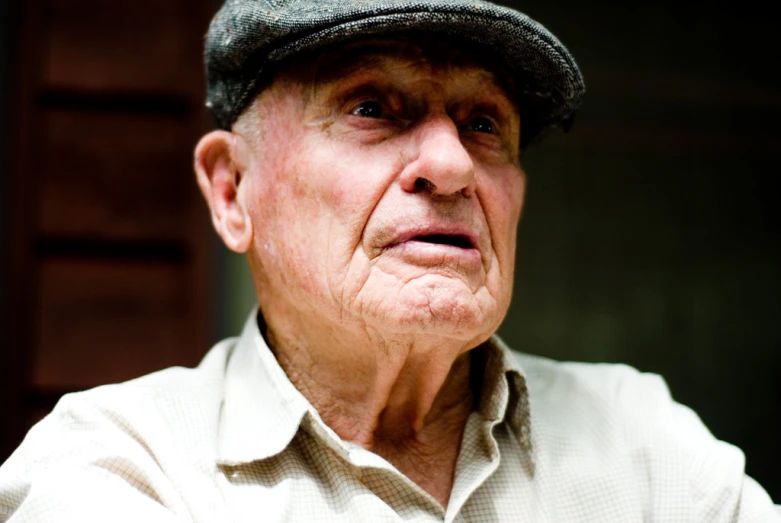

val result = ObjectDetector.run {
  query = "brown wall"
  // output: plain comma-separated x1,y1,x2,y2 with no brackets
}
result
1,0,218,458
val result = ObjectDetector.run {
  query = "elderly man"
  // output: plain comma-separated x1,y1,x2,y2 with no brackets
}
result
1,0,779,521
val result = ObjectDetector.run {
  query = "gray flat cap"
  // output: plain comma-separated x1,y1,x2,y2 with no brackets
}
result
205,0,585,146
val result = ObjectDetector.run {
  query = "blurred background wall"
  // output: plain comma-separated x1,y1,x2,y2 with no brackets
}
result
0,0,219,460
0,0,14,391
1,0,779,502
212,0,781,500
503,1,781,500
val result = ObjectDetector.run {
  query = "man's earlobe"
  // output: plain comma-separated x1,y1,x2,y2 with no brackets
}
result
194,130,253,253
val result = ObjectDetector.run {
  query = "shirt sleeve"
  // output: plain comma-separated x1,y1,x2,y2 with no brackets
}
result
0,394,190,523
629,371,780,523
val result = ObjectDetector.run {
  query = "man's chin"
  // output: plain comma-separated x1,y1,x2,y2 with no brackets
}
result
364,277,500,341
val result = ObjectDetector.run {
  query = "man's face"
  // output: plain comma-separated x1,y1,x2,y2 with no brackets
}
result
240,38,526,345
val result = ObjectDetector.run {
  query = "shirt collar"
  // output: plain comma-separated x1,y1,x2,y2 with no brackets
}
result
216,310,310,465
216,309,534,465
477,336,534,453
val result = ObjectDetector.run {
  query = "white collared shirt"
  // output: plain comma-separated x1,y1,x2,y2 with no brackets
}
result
1,311,778,522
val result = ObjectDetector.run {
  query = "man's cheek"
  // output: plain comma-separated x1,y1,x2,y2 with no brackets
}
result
488,172,524,217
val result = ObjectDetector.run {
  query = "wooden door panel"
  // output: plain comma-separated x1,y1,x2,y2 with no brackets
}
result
43,0,205,93
38,108,197,240
33,257,199,390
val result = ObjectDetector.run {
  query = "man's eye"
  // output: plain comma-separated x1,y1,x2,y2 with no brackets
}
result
352,100,384,118
470,116,495,134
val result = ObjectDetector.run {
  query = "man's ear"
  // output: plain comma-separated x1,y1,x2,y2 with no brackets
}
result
194,130,253,253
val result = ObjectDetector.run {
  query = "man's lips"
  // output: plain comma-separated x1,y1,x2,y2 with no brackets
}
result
387,227,479,251
377,224,484,272
408,234,473,249
381,228,483,271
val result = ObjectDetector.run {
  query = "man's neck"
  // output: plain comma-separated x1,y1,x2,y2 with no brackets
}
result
261,310,479,508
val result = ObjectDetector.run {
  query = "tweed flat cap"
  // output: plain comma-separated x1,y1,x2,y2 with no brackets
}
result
205,0,585,146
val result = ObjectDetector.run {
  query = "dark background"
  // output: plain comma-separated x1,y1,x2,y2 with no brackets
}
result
501,0,781,501
1,0,779,502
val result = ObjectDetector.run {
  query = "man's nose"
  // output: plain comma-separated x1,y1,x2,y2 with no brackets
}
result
399,117,476,198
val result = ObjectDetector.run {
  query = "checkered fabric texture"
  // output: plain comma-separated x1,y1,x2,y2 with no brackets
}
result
1,311,779,522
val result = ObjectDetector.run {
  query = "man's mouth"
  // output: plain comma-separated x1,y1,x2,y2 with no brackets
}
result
377,226,483,270
411,234,474,249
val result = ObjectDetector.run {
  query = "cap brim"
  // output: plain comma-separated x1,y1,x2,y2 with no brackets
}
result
207,3,584,147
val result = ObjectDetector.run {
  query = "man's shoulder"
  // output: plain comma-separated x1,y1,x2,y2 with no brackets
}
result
503,346,726,487
0,338,241,520
501,346,781,520
516,348,667,390
63,336,236,416
507,348,671,406
504,347,685,440
11,337,239,467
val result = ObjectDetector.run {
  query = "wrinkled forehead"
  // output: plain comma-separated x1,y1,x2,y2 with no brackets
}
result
275,33,519,105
